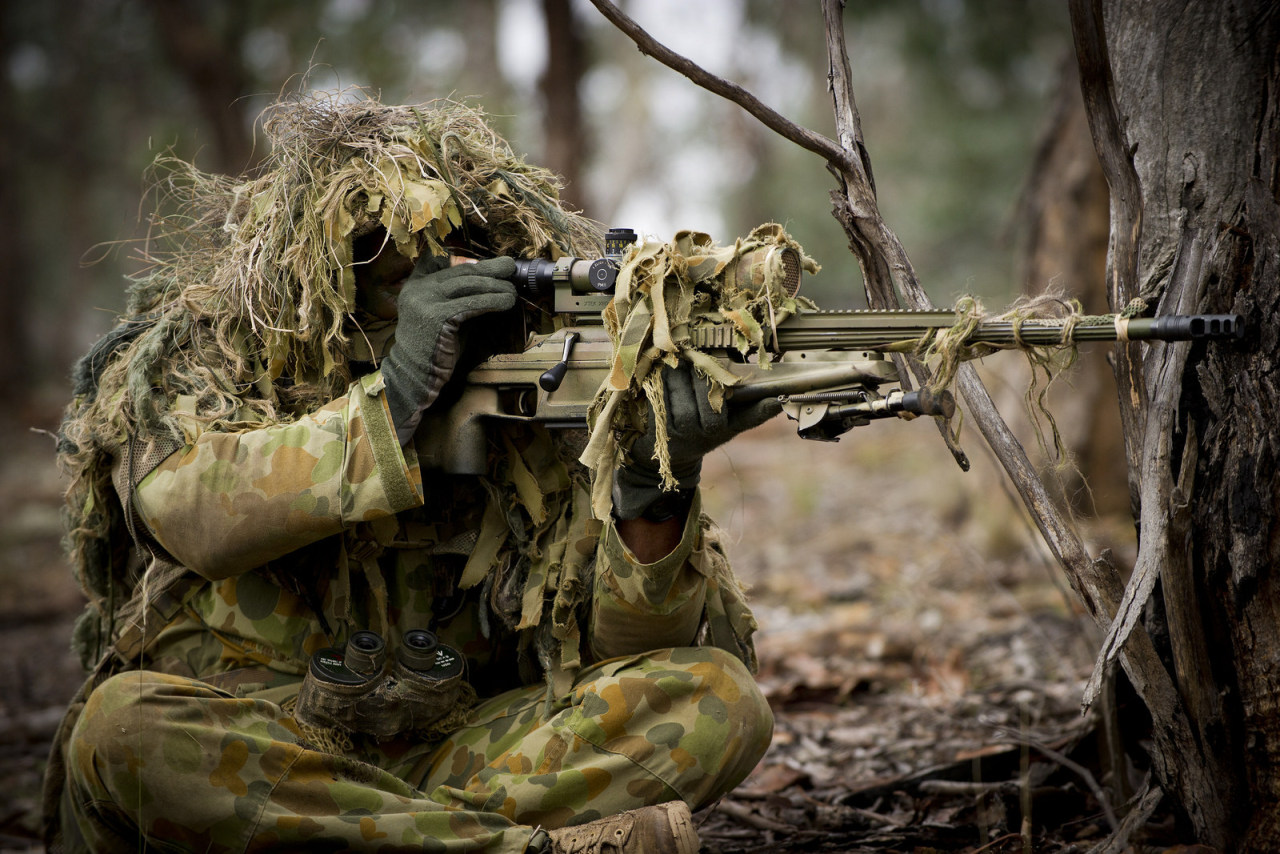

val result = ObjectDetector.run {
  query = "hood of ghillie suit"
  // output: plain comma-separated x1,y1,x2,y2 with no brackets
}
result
57,93,599,663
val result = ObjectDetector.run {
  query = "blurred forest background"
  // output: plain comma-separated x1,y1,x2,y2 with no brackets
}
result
2,0,1075,424
3,2,1137,849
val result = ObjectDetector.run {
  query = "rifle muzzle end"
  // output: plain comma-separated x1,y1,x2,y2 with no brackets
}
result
1131,314,1245,341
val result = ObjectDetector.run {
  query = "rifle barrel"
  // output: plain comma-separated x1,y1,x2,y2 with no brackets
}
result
772,311,1243,351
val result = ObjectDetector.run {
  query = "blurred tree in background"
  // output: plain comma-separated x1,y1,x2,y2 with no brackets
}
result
2,0,1071,429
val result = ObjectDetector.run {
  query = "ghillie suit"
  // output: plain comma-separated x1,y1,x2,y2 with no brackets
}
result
45,93,775,853
57,94,600,671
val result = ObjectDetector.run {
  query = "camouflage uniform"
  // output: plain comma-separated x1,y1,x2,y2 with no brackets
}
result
55,364,773,851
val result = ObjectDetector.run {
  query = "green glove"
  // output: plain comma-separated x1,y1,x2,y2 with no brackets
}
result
381,255,517,443
613,362,782,520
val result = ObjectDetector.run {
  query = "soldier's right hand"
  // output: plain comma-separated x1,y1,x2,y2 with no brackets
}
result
612,361,782,521
380,254,517,443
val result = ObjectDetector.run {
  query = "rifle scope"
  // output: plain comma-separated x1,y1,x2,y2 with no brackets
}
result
510,227,637,298
508,227,804,300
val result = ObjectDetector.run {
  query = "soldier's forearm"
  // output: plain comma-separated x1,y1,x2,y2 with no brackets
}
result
135,376,423,579
589,499,707,658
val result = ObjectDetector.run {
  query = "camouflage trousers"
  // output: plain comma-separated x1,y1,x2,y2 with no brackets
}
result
61,646,772,853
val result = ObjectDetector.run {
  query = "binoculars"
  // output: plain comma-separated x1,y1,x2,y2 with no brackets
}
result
295,629,468,740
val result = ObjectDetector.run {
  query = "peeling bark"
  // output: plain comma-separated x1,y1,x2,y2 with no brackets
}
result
1071,0,1280,847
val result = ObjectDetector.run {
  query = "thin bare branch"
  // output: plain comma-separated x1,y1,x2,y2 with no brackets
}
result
1068,0,1143,309
584,0,857,175
821,0,874,194
1086,780,1163,854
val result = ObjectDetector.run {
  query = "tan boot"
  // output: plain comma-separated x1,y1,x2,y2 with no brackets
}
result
540,800,699,854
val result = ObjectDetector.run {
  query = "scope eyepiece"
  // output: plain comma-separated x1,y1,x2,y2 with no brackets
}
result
507,226,638,299
508,254,622,298
510,257,557,297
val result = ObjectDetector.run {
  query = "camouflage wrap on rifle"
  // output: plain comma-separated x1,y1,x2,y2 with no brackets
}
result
580,223,819,518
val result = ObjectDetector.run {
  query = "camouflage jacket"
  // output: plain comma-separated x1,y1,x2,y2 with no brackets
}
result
123,368,758,701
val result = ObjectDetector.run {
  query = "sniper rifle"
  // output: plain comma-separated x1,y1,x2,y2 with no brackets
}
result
417,228,1243,474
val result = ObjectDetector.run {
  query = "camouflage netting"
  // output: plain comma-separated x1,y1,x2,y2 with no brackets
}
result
581,223,819,519
58,91,601,665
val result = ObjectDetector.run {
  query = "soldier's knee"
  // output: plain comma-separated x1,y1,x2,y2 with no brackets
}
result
69,671,205,782
686,646,773,756
656,646,774,793
75,672,148,746
665,645,769,699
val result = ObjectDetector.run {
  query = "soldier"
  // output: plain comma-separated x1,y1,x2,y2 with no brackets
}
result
45,95,778,853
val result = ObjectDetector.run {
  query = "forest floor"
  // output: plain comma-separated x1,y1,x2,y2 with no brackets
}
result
0,407,1183,853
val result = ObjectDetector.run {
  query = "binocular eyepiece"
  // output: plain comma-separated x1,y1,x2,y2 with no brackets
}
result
296,629,469,740
398,628,440,671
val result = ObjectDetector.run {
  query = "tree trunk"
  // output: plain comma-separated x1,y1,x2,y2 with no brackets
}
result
145,0,254,175
0,9,31,416
1073,0,1280,847
540,0,587,211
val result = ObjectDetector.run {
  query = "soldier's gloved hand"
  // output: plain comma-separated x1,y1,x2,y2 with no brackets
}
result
612,361,782,520
381,255,517,443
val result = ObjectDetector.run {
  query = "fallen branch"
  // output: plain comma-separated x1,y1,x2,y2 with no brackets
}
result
1086,779,1164,854
918,779,1016,796
995,731,1118,831
714,799,795,834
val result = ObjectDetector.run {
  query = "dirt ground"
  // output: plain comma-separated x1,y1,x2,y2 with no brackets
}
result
0,406,1162,853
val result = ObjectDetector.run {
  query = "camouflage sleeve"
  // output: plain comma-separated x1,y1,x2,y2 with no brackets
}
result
588,490,710,661
134,372,424,580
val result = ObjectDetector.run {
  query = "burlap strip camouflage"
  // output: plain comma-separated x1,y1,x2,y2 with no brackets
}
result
579,223,820,519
